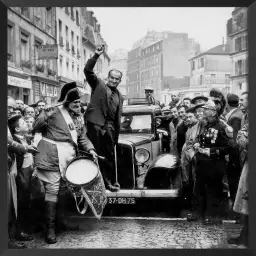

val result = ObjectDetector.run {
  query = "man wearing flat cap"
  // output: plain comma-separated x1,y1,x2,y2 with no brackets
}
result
32,82,97,244
145,87,160,105
188,100,233,225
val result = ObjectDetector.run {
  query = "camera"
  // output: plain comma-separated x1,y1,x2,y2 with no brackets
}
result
96,44,105,52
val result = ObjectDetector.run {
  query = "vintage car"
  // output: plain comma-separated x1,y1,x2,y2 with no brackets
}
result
106,98,182,207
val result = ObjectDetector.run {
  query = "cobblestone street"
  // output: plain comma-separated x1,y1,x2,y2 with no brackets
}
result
26,217,247,249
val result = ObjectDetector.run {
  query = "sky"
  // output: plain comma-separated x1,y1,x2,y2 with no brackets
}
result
88,7,234,55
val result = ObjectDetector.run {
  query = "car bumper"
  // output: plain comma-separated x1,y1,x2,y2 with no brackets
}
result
106,189,180,198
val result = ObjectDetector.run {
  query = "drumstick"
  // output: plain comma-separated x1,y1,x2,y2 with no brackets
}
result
79,150,105,161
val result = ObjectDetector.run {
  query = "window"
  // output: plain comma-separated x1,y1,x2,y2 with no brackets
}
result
59,19,62,38
84,49,86,61
155,56,158,64
199,75,203,85
225,74,230,84
235,37,242,52
151,69,154,77
66,60,69,74
77,66,80,79
156,44,159,50
76,10,79,25
241,35,248,50
34,39,43,66
192,61,195,70
8,24,14,61
59,58,63,76
210,74,216,83
20,31,30,62
156,68,159,76
46,7,52,27
21,7,29,18
65,26,68,41
200,58,204,68
65,7,69,15
71,31,74,44
235,60,243,75
71,7,75,20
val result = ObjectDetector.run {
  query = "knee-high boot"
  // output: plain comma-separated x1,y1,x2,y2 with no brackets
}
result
45,201,57,244
56,186,79,233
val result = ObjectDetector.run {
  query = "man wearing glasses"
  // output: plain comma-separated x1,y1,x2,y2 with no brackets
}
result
84,45,123,192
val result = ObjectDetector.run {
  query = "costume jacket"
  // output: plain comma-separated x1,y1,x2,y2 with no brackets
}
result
84,54,123,144
33,107,94,172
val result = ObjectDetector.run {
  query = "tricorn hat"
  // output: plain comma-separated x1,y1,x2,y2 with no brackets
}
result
58,82,80,103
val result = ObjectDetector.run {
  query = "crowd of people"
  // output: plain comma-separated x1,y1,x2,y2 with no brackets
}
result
7,45,249,249
148,88,249,246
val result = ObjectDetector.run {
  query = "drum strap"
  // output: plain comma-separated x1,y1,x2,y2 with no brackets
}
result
72,192,88,215
58,105,78,145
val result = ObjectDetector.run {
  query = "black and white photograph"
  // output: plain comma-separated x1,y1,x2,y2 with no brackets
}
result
7,6,250,249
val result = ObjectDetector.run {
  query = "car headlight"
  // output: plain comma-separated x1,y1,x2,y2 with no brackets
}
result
135,148,150,164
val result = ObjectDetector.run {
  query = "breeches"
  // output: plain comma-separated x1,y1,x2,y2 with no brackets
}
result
37,169,61,202
87,121,116,186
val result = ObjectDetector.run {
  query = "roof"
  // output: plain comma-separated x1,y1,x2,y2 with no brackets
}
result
190,45,229,60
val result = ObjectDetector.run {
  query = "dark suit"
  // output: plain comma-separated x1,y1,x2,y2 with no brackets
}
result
193,119,233,220
226,108,243,202
84,54,123,187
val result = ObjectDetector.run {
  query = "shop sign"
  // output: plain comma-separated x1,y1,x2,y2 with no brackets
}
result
8,75,32,89
40,83,58,97
38,44,58,59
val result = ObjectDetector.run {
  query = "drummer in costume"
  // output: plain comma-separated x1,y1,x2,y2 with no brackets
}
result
33,82,97,244
188,100,233,224
84,46,123,192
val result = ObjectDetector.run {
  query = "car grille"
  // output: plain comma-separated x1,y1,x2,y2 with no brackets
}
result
116,143,135,189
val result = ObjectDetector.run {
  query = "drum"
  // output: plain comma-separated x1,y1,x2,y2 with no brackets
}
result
64,156,107,219
65,156,99,190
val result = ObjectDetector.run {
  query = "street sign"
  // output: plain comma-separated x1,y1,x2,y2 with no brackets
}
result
38,44,58,59
8,75,32,89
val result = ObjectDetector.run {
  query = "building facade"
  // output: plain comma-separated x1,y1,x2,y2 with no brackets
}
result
140,41,163,100
8,7,59,105
126,47,141,98
80,8,111,102
109,49,128,96
56,7,85,96
189,45,232,98
227,7,248,95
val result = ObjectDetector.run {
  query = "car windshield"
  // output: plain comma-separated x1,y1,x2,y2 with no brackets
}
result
120,114,152,134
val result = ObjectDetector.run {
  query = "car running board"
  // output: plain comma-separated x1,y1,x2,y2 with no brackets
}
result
106,189,179,198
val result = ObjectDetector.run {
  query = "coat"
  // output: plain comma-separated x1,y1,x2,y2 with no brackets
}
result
233,123,249,215
84,54,123,144
181,121,200,184
169,118,183,155
33,107,94,172
226,108,243,141
7,128,28,219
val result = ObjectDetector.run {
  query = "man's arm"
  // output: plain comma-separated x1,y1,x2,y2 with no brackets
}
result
230,116,242,140
84,54,100,90
84,46,105,90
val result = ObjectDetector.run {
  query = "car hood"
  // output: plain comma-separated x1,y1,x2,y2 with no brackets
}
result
119,134,154,146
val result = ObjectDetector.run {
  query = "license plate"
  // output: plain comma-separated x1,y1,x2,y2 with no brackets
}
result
108,197,136,204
